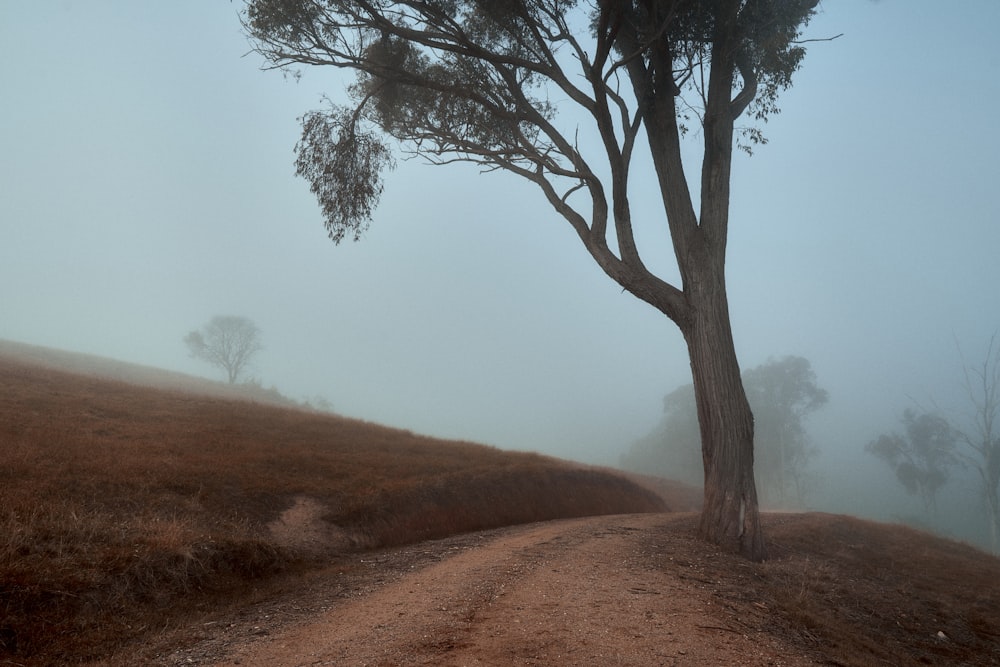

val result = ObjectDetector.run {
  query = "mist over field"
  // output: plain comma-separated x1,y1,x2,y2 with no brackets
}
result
2,2,999,548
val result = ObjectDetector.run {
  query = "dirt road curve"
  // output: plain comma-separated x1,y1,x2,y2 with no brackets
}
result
165,513,818,666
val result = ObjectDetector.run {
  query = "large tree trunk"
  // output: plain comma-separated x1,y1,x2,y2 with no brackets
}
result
678,0,766,561
683,264,766,561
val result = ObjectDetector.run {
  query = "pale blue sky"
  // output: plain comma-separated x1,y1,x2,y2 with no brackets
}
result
2,1,998,486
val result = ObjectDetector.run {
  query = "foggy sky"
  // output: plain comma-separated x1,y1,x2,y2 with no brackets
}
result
2,0,999,498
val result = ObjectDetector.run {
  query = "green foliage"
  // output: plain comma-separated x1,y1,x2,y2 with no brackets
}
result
614,0,817,147
866,409,959,516
295,106,395,243
242,0,820,237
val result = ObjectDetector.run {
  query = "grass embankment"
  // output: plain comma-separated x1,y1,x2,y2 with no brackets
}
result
756,513,1000,665
0,349,665,665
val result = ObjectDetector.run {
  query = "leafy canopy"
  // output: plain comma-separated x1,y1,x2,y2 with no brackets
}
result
244,0,819,263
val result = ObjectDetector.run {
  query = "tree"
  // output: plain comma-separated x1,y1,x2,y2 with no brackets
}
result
243,0,823,560
622,356,826,505
184,316,263,384
866,410,958,518
743,356,827,505
956,335,1000,552
621,382,703,486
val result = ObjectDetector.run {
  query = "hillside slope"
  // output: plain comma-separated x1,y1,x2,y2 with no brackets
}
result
4,341,998,666
0,342,666,665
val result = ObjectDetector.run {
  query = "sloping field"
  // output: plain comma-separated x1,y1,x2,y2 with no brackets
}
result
0,342,666,664
4,341,999,667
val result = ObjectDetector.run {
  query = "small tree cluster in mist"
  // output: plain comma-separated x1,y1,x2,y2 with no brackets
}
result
621,356,828,507
866,336,1000,553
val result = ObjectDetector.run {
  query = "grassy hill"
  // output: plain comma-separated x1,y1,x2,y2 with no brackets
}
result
0,342,670,665
2,341,999,666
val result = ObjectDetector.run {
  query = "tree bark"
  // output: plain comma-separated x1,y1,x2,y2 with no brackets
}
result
671,1,764,561
682,257,766,561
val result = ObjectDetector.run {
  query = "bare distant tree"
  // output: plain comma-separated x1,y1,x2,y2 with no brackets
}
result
184,316,263,384
957,335,1000,553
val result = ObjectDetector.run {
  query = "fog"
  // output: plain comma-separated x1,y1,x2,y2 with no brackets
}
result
2,3,998,540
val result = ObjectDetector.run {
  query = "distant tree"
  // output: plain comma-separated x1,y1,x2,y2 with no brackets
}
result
621,383,703,486
243,0,826,560
622,356,827,505
184,316,263,384
744,356,827,505
956,335,1000,552
866,410,958,517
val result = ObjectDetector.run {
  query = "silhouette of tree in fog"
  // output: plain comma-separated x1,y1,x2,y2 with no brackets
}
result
184,316,263,384
620,383,704,487
957,335,1000,553
866,410,958,517
744,356,827,505
622,356,826,506
243,0,825,560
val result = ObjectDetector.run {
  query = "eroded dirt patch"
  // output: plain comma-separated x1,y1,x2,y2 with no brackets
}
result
267,496,351,558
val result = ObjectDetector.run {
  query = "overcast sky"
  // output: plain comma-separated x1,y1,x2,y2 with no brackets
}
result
2,1,998,483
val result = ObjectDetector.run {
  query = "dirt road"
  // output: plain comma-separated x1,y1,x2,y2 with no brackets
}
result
160,513,818,666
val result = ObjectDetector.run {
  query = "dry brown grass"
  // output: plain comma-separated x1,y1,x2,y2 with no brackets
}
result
649,511,1000,665
0,345,665,665
4,342,1000,666
757,513,1000,665
625,512,1000,666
